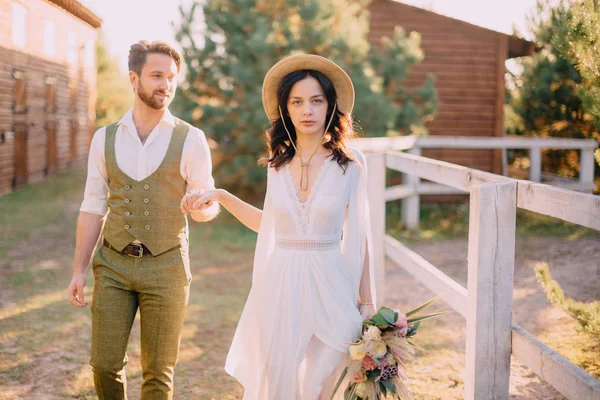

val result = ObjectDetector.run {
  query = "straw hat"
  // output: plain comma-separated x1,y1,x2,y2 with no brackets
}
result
261,54,355,122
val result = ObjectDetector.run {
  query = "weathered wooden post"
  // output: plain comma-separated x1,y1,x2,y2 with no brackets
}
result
366,152,386,305
580,148,595,193
465,181,517,400
402,147,421,229
529,146,542,183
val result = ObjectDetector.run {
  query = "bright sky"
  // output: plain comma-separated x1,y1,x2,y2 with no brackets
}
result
81,0,540,74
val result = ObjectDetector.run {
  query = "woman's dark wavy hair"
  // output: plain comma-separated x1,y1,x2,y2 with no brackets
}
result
261,69,356,172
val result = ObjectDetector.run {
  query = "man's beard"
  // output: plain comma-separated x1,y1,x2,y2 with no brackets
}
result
137,81,171,110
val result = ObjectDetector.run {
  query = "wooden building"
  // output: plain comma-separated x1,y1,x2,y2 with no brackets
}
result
0,0,101,194
368,0,536,174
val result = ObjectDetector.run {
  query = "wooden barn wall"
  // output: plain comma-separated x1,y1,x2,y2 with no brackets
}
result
368,0,507,176
0,47,91,194
0,0,97,195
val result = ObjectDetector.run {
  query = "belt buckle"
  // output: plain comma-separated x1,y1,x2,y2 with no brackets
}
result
128,244,144,258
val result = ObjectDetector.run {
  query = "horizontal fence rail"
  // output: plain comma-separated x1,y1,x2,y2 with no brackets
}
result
352,135,598,229
364,148,600,400
516,181,600,231
384,235,468,318
512,325,600,400
351,135,598,150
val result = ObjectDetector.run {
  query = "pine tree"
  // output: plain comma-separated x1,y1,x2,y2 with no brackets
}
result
172,0,438,195
553,0,600,167
505,0,598,179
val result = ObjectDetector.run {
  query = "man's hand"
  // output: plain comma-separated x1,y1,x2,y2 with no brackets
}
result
67,273,88,308
180,189,221,215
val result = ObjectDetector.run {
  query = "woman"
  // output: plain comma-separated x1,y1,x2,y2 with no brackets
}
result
184,54,376,399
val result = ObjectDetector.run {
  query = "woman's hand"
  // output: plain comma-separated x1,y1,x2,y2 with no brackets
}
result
180,189,223,215
359,304,376,320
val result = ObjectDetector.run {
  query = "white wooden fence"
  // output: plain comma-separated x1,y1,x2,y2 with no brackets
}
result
361,148,600,400
352,135,598,229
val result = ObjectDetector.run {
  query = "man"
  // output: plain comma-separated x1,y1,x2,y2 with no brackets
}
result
67,40,217,399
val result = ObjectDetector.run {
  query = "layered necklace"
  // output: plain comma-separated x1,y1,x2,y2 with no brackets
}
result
278,103,337,191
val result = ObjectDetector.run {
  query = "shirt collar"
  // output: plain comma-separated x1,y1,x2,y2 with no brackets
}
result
117,107,176,130
116,108,134,129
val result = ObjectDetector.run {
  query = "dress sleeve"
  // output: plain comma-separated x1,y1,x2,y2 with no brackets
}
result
342,149,378,310
252,167,275,284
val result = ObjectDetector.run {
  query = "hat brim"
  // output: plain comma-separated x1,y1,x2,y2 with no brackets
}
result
262,54,355,122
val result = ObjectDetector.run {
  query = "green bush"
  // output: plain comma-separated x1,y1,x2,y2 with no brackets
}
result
535,262,600,336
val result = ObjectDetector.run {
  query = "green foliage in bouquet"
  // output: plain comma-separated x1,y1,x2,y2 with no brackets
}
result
331,296,445,400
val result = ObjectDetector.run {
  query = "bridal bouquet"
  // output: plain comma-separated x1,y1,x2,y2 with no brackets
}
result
331,296,444,400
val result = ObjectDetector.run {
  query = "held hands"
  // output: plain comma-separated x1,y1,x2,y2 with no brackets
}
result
67,273,88,308
180,189,223,215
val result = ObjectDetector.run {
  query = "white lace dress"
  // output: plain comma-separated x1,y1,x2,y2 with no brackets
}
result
225,149,376,399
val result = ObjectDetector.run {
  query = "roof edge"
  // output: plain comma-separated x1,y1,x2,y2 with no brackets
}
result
46,0,102,29
385,0,536,58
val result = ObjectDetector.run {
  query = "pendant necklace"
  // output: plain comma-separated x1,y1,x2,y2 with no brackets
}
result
278,103,337,191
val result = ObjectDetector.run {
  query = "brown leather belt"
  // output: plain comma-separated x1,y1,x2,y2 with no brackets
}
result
103,238,151,258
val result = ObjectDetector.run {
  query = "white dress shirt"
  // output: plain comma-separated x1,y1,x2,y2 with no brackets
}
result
81,108,216,217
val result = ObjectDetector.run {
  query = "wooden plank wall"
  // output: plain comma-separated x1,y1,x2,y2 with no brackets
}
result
0,0,97,195
0,47,90,194
367,0,507,174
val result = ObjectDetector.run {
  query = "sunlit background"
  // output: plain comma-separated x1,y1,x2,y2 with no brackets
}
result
81,0,540,73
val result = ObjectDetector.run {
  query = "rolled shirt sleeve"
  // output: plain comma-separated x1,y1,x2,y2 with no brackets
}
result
182,127,219,219
80,127,109,216
182,127,216,193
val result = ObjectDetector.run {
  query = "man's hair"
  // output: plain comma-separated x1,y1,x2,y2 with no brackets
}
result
128,40,182,75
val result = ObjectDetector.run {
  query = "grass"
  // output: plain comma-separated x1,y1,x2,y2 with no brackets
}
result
0,170,256,399
0,169,597,399
0,169,86,256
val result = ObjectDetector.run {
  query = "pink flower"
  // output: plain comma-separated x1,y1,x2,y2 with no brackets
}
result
393,312,408,337
361,355,377,371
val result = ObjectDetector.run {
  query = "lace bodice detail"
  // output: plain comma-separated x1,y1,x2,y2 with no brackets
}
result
268,158,350,240
282,161,334,235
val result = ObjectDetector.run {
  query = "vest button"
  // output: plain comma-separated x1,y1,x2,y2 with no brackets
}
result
144,211,149,216
145,225,150,230
125,199,131,204
125,224,130,230
144,198,149,203
125,184,131,190
144,184,150,190
125,211,131,216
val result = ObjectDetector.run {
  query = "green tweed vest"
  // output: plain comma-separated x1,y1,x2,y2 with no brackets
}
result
102,119,191,256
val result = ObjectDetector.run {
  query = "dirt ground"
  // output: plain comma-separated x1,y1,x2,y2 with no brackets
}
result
386,236,600,399
1,180,599,400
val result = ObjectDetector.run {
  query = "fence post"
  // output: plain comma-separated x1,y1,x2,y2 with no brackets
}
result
529,146,542,182
366,152,386,305
465,181,517,400
580,148,595,192
402,147,421,229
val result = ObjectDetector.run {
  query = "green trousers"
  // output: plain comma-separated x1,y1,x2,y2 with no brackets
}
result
90,244,191,400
